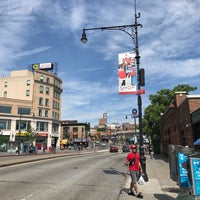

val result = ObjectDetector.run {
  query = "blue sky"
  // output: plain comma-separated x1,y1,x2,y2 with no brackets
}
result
0,0,200,126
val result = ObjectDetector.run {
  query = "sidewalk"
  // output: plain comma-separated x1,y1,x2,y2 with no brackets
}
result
119,154,182,200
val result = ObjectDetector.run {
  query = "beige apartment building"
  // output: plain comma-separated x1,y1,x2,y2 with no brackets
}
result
0,67,62,152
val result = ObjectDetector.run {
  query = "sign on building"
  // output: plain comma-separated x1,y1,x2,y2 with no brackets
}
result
32,62,54,70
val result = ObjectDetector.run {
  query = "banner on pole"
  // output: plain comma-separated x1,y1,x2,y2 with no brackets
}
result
118,51,137,94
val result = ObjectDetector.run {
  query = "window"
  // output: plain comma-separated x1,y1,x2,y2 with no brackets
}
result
45,98,49,106
0,119,11,130
40,75,44,82
39,97,43,105
39,86,43,93
38,109,42,117
3,91,7,97
53,90,60,99
36,122,48,131
52,123,59,133
46,87,50,95
46,77,50,83
52,111,59,120
0,106,12,113
4,82,8,87
54,79,61,88
53,101,59,110
18,108,31,115
73,127,78,132
16,120,31,130
52,111,55,119
45,110,48,117
26,80,30,86
26,90,30,96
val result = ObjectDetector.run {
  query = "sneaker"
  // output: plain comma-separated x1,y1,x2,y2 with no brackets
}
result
128,191,135,196
136,192,143,198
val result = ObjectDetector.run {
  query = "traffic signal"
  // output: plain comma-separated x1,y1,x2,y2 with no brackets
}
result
139,68,145,86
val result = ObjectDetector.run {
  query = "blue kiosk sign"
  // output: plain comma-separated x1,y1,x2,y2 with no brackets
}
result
190,157,200,196
177,152,190,188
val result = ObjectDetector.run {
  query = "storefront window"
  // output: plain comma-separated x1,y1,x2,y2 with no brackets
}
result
36,122,48,131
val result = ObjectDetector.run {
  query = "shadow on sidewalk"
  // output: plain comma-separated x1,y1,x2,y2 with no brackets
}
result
154,193,176,200
152,154,169,163
120,189,177,200
103,168,127,177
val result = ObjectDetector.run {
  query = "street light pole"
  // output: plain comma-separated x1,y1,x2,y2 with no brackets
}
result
125,114,137,140
17,114,22,155
81,0,148,182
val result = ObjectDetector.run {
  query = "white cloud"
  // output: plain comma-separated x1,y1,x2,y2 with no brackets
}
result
0,0,199,126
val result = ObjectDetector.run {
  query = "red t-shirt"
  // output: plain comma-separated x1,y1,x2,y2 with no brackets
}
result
126,152,140,171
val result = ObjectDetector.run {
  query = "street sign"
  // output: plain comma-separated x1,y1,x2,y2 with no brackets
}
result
132,108,137,115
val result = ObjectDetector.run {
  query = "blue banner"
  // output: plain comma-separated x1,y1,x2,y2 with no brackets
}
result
190,158,200,195
177,152,190,188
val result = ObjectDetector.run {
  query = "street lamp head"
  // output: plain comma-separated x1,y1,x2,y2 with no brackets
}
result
81,29,88,43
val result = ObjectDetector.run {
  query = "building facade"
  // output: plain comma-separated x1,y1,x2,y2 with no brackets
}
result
191,108,200,143
0,68,62,152
160,92,200,156
61,120,90,149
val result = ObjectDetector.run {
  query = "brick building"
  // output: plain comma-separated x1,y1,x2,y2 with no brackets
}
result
61,120,90,148
160,92,200,156
191,108,200,143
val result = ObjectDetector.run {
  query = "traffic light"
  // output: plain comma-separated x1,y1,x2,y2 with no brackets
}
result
139,68,145,86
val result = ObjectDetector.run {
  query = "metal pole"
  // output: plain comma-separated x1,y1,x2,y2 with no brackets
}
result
134,116,136,134
17,114,21,155
134,0,148,181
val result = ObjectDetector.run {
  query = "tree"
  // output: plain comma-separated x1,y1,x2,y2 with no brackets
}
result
24,124,38,146
143,84,197,149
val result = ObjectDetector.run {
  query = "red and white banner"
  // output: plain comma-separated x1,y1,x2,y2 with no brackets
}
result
118,51,137,94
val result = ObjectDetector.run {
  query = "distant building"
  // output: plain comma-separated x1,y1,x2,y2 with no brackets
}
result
122,122,135,131
99,113,107,127
0,68,62,152
61,120,90,148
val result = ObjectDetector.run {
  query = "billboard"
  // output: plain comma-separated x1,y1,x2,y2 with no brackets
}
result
32,62,54,70
118,51,137,94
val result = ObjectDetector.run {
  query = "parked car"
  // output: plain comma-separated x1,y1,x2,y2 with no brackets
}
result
122,145,130,152
110,146,118,153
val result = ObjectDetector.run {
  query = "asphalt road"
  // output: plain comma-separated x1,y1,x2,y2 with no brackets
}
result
0,152,127,200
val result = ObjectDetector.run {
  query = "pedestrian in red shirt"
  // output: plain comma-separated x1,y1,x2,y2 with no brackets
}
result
124,144,143,198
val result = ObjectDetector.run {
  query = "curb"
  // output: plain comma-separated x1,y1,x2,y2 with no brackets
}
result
0,149,109,168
